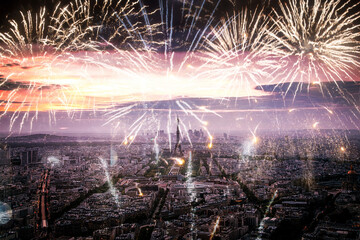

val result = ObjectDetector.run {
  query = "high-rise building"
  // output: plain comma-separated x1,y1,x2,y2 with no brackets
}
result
0,145,10,165
158,130,166,138
188,129,193,138
343,165,358,191
223,133,228,140
20,150,39,165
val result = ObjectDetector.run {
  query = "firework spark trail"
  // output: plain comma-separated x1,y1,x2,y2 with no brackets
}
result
175,101,213,148
179,118,193,148
188,0,222,52
159,157,169,166
194,0,360,143
250,123,260,144
153,122,160,163
0,0,224,148
0,8,46,58
198,7,280,99
99,157,120,207
185,151,198,239
100,0,222,147
236,123,261,174
282,106,354,160
178,100,209,125
268,0,360,97
197,106,222,118
256,189,278,240
174,100,215,149
110,106,200,148
93,0,225,150
103,104,137,126
167,108,172,151
135,183,144,197
123,120,145,145
202,126,213,149
47,0,147,51
0,55,108,133
170,157,185,166
210,216,220,240
0,0,153,133
2,0,358,161
0,0,145,57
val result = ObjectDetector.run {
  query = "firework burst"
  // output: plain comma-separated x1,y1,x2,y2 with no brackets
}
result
0,0,147,56
198,7,279,98
103,0,222,149
268,0,360,95
0,0,152,133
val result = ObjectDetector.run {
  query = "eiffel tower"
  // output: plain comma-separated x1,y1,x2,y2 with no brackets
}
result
173,117,183,156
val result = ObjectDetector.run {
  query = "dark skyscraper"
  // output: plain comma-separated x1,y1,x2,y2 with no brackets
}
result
20,150,38,165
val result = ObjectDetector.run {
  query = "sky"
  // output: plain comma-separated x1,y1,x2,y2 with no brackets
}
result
0,0,359,135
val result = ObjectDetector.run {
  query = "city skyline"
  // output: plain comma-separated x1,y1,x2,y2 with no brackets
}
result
0,1,359,239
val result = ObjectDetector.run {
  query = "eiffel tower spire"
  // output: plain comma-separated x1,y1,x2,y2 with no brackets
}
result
173,116,182,156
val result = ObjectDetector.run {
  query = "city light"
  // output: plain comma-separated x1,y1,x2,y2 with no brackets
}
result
313,122,320,128
171,157,185,166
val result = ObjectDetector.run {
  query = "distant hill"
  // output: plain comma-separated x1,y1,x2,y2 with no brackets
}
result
3,134,77,142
